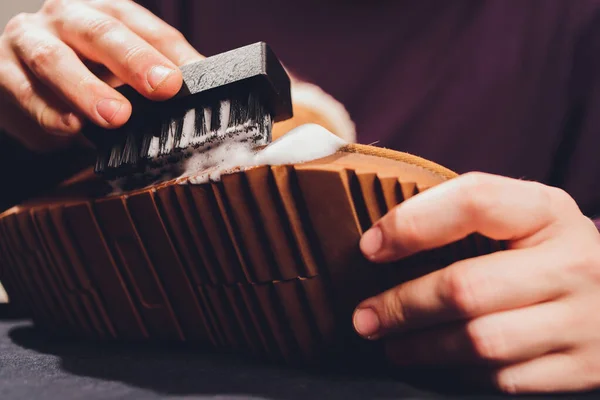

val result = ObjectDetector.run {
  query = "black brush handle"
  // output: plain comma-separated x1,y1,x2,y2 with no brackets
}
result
178,42,292,121
82,42,292,146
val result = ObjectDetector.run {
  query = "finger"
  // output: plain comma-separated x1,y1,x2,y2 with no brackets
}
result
360,172,577,263
51,1,182,100
0,98,76,153
0,56,83,139
7,22,131,128
385,301,572,367
491,353,593,394
88,0,204,66
352,245,567,338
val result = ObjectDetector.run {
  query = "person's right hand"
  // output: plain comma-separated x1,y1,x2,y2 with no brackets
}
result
0,0,204,153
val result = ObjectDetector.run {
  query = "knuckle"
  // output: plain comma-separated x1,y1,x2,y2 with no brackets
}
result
381,288,410,325
567,246,600,281
466,320,506,361
16,80,35,109
123,44,148,65
28,44,59,76
42,0,68,16
166,27,186,42
458,172,495,217
545,185,578,212
460,171,491,189
123,45,155,84
532,182,554,211
152,27,186,46
442,267,479,315
4,13,30,36
83,17,122,42
526,182,576,220
75,73,94,91
87,0,111,8
88,0,128,19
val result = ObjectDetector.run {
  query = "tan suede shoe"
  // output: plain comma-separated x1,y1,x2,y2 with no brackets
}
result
0,124,499,364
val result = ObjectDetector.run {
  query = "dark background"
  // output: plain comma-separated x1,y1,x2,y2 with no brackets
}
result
0,306,597,400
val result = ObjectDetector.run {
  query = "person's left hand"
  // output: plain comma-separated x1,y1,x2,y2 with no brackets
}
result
353,172,600,394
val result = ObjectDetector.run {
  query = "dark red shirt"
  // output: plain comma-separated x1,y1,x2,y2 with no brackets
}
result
2,1,600,220
138,0,600,217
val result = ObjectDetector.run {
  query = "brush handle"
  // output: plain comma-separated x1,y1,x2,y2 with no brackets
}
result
179,42,292,122
80,42,293,179
111,42,292,124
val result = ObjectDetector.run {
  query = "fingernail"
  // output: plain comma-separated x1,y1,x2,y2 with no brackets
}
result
360,226,383,258
353,308,380,339
96,99,123,124
147,65,175,90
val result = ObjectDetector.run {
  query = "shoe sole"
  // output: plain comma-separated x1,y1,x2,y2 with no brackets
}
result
0,144,500,364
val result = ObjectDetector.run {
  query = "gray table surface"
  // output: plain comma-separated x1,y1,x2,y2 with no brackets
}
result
0,313,596,400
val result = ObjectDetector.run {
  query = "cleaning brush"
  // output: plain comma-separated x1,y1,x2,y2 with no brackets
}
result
81,42,293,188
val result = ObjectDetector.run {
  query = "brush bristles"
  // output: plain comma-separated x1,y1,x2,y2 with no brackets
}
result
95,92,273,180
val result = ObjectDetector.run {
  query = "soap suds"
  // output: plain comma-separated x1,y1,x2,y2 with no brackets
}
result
108,123,346,193
181,123,347,184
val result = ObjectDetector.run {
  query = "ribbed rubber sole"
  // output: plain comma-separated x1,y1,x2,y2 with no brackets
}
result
0,148,500,364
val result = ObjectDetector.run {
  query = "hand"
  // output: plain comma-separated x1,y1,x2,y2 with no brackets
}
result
354,172,600,394
0,0,203,152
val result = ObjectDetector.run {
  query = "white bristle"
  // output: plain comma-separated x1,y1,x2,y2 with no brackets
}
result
203,107,212,134
219,100,230,136
148,136,160,158
103,92,279,190
162,121,176,155
178,108,195,149
109,145,121,167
